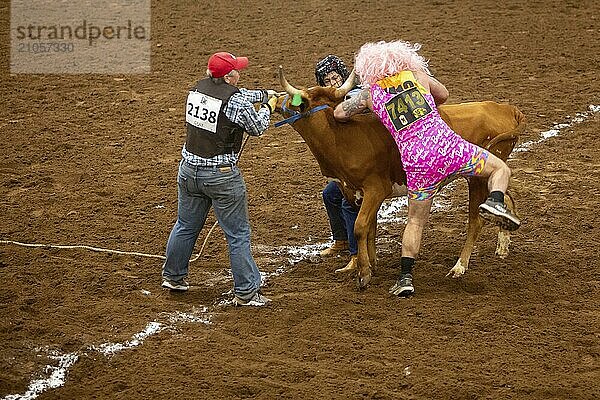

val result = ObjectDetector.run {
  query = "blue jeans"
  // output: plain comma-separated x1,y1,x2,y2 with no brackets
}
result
162,160,261,300
322,181,358,255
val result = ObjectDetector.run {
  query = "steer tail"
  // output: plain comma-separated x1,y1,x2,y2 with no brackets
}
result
486,106,526,161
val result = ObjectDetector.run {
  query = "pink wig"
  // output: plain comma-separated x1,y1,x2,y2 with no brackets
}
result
354,40,429,86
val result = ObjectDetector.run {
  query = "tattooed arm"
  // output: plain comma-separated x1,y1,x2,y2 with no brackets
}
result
333,88,372,122
414,70,449,106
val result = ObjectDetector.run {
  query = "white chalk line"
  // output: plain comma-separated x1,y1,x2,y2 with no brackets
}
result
3,312,213,400
2,353,78,400
2,104,598,400
513,104,599,154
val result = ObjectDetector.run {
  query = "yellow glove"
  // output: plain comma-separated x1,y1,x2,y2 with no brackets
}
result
267,96,278,113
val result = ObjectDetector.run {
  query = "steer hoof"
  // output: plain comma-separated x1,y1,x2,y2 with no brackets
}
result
356,269,372,288
446,261,466,278
495,230,511,259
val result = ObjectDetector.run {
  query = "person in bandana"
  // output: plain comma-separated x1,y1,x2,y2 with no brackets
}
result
333,41,521,298
314,55,361,270
315,54,362,97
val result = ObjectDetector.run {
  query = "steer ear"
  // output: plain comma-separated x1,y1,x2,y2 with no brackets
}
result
279,66,308,105
334,70,356,99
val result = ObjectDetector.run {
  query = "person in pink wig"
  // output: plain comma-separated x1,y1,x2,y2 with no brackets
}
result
333,40,521,297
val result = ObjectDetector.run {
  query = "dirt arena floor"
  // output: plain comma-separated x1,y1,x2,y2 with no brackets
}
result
1,0,599,399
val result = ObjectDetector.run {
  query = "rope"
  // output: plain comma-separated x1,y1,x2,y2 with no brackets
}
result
191,220,219,262
0,240,167,260
0,236,221,263
0,135,255,263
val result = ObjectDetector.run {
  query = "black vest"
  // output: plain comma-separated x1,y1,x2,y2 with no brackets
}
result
185,78,244,158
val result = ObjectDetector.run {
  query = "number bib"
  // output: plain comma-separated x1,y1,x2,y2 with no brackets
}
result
384,86,432,131
186,91,221,133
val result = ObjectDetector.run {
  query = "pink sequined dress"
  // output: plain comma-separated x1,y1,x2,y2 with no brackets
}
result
370,71,487,199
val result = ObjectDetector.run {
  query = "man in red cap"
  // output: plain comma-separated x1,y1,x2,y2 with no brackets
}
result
161,51,277,307
207,51,249,78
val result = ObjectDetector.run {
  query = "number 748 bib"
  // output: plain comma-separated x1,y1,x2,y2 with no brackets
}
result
186,91,222,133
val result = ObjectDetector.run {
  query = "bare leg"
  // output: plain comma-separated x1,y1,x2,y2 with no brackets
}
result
477,152,511,193
401,198,433,258
390,198,432,297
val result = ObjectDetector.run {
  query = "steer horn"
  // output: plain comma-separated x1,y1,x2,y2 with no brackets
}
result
334,69,356,99
278,66,304,98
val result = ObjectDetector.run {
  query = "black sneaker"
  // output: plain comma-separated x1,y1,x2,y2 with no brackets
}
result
233,292,272,307
478,199,521,231
389,273,414,297
161,279,189,291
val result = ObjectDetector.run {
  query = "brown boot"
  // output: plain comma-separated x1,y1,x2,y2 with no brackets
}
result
320,240,349,257
335,255,357,273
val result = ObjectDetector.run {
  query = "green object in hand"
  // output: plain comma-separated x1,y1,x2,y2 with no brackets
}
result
291,93,302,106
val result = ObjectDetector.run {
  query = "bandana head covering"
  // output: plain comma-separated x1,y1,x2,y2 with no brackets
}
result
315,55,350,86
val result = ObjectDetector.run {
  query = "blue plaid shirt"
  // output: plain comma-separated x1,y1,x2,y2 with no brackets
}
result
182,88,271,166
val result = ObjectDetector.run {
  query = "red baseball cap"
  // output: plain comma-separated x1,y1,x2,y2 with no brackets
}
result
207,52,249,78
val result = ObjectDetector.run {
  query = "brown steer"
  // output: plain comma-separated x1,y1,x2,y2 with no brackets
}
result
275,67,525,288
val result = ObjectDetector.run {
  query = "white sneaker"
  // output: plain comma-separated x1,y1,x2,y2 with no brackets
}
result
389,273,414,297
233,292,272,307
478,199,521,231
161,279,189,291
